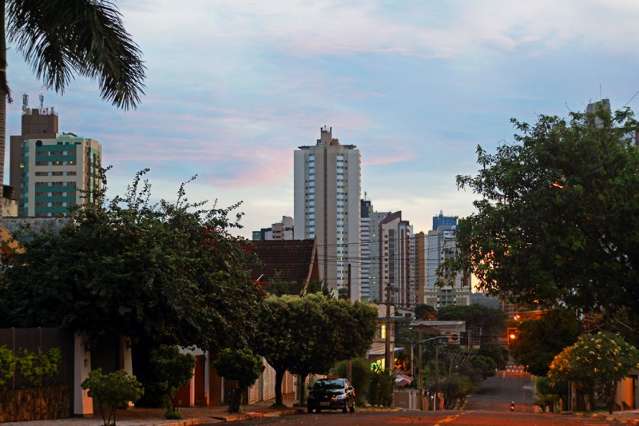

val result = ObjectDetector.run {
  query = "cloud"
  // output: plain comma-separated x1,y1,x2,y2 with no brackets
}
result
122,0,639,59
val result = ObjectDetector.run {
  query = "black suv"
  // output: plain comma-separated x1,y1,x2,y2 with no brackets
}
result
307,378,356,413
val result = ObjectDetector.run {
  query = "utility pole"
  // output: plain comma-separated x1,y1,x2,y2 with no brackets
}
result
384,282,393,372
417,330,423,410
434,344,440,411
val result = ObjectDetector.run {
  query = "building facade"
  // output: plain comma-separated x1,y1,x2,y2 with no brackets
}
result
19,134,101,217
414,232,426,305
360,199,389,302
294,127,361,300
252,216,294,241
9,98,59,213
379,211,414,307
425,212,471,308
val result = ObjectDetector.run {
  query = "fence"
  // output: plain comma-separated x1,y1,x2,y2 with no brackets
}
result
0,327,74,422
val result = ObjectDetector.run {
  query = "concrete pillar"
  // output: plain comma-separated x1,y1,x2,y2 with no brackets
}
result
73,334,93,416
204,352,210,406
189,368,196,407
119,336,133,375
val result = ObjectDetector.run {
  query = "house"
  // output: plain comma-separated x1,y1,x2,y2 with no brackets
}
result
251,239,319,294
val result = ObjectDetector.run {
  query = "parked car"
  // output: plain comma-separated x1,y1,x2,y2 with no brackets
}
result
307,378,356,413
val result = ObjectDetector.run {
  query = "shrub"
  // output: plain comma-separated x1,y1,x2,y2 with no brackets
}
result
368,365,394,407
150,345,194,419
0,346,16,389
81,369,143,426
214,348,263,412
333,358,371,405
17,348,61,388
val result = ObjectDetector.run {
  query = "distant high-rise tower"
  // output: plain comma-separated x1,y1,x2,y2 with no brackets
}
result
9,97,59,208
379,211,414,307
425,212,470,307
360,199,389,302
19,134,101,217
294,127,361,300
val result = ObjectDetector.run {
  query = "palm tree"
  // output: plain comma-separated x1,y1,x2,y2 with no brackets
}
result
0,0,145,185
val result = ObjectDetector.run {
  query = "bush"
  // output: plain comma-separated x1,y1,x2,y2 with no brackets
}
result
368,366,393,407
81,369,143,426
214,348,263,413
16,348,61,388
437,374,474,409
150,345,195,419
333,358,371,405
0,346,16,388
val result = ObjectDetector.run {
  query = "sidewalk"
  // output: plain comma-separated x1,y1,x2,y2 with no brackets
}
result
571,409,639,425
3,398,301,426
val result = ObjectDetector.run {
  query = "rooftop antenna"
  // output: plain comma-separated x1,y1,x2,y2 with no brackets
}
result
39,94,44,110
21,94,28,112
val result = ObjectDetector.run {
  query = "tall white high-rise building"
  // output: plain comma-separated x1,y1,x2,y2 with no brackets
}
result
294,126,361,300
425,212,471,307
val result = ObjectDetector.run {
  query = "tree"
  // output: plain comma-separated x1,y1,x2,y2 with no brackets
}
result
81,369,143,426
214,348,263,413
548,331,639,413
414,304,437,320
149,345,195,419
510,309,581,376
333,358,371,405
3,170,262,351
449,108,639,313
437,304,506,342
1,0,145,186
253,294,377,407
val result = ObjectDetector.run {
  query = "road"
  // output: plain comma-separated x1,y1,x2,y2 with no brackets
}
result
465,374,535,411
206,374,620,425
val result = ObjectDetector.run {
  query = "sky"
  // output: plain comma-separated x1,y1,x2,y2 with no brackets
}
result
6,0,639,237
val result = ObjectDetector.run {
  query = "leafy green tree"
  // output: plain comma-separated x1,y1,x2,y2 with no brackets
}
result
437,304,506,342
511,309,580,376
214,348,263,413
3,170,261,348
414,304,437,320
548,331,639,413
148,345,195,419
254,294,377,407
81,369,143,426
477,344,508,370
449,108,639,313
0,0,146,187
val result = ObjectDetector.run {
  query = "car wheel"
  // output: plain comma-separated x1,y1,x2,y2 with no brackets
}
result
342,404,348,413
349,401,355,413
307,406,313,414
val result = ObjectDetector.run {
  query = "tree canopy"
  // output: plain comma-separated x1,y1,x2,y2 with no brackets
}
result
2,170,262,350
510,309,581,376
450,108,639,313
437,304,506,339
253,293,377,406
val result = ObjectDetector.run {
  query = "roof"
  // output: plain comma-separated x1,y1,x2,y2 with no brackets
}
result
251,239,317,287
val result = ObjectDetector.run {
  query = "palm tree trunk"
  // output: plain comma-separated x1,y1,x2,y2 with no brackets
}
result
0,0,7,191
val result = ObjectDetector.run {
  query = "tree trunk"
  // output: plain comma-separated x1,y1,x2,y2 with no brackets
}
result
274,368,285,407
0,0,7,190
298,373,308,406
607,381,617,414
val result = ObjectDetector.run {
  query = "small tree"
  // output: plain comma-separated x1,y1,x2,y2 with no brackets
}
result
214,348,263,413
414,304,437,320
81,369,143,426
333,358,371,405
16,347,61,415
548,331,639,413
150,345,195,419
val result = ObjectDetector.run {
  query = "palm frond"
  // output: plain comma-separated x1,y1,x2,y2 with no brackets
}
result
7,0,145,109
